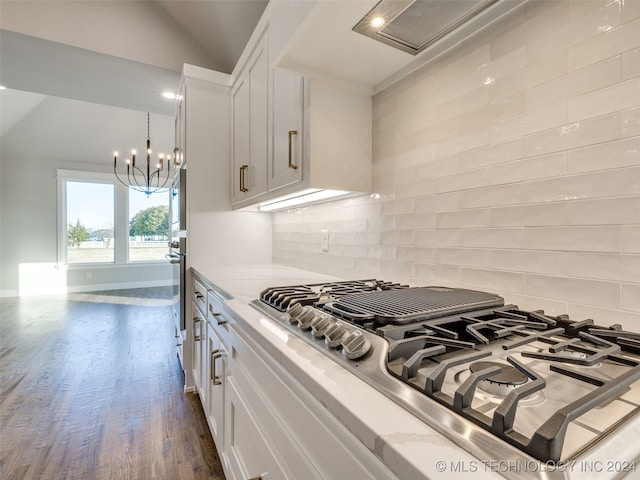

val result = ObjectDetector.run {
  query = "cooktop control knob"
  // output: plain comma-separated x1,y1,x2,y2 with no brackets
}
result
296,307,318,330
341,330,372,360
324,322,348,348
311,316,331,338
287,303,304,323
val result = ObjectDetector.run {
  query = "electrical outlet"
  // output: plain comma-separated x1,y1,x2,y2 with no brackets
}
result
320,230,329,252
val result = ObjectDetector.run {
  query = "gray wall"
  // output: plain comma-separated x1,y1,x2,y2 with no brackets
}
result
0,92,175,296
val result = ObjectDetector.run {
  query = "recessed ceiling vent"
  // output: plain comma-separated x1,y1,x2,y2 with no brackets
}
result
353,0,501,55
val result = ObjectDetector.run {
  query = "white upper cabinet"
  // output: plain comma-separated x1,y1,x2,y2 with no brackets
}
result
268,67,304,192
230,10,372,211
231,30,269,205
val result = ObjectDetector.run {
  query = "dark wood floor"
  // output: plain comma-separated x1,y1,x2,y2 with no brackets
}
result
0,288,225,480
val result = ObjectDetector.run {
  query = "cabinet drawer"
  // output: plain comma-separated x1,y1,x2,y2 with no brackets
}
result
207,289,231,348
193,278,207,315
231,327,397,480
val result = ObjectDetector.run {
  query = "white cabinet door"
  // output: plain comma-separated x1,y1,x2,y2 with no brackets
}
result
269,68,303,192
226,377,288,480
232,33,268,205
191,301,205,396
231,76,249,205
175,84,186,167
207,323,226,448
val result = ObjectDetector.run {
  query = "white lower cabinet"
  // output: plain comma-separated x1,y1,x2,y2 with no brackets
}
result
191,275,397,480
226,377,288,480
191,300,205,397
206,323,226,447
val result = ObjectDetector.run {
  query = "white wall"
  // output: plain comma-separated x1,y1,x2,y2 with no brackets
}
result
0,1,217,72
272,0,640,327
0,93,175,296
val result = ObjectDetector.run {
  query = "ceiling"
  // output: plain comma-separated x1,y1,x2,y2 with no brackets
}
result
0,0,269,123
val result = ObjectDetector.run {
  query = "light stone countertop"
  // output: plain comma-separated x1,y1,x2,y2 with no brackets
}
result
192,262,504,480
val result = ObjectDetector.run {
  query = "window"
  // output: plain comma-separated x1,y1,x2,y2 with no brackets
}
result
128,189,169,262
57,170,170,265
66,181,115,264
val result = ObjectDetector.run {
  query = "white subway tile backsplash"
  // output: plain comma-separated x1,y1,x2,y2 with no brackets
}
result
567,137,640,173
436,209,491,229
434,128,490,158
415,229,460,247
622,0,640,23
490,249,568,276
526,274,621,309
460,227,526,249
622,48,640,80
272,0,638,324
457,138,524,171
461,268,525,294
436,169,489,194
489,53,568,103
622,107,640,138
415,263,461,285
566,197,640,225
488,152,566,185
568,78,640,122
524,56,620,111
524,112,620,157
622,284,640,313
524,167,639,203
435,248,490,268
397,247,435,263
491,203,568,227
460,47,527,94
490,101,567,144
525,226,621,252
622,226,640,254
568,16,640,71
565,252,640,283
395,178,435,199
460,93,526,134
458,183,525,209
396,213,435,230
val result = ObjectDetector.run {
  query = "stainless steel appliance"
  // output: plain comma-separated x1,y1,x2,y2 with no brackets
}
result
168,168,186,332
251,280,640,479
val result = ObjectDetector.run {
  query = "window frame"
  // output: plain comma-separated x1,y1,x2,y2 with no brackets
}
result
56,169,169,266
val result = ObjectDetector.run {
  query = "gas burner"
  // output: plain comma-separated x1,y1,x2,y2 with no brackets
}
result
253,283,640,467
469,361,528,396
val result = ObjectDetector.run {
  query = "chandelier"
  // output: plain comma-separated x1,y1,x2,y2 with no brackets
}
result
112,113,179,195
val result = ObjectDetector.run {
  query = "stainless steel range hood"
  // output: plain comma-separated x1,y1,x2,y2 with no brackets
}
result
353,0,503,55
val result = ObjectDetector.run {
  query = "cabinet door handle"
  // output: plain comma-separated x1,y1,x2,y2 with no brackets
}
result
240,165,249,192
211,350,224,385
209,305,228,325
288,130,298,169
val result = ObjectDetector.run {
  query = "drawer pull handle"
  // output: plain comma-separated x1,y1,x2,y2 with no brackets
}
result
288,130,298,169
211,350,224,385
240,165,249,192
209,305,228,325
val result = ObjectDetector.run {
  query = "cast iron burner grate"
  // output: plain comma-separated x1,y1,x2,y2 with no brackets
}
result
323,286,504,325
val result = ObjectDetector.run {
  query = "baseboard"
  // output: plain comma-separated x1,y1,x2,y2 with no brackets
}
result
0,279,173,298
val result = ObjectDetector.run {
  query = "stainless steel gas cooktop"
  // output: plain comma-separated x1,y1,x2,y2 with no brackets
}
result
251,279,640,479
